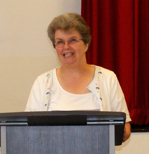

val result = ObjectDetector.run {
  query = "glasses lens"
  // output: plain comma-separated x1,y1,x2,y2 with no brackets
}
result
55,40,64,47
55,38,82,48
68,38,78,45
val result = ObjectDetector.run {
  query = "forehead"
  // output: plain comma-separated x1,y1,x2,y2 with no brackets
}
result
55,29,81,39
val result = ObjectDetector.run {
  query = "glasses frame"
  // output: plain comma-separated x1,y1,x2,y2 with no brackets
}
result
54,38,83,48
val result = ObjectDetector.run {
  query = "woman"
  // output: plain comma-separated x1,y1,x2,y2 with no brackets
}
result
25,13,131,142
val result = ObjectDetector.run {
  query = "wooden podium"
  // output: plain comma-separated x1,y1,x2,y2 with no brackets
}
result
0,111,125,154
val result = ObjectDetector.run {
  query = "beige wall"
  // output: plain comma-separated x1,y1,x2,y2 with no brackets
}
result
0,1,149,154
115,132,149,154
0,0,81,112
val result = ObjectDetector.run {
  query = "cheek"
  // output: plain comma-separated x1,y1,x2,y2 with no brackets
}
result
56,48,62,55
76,43,89,53
79,45,88,53
74,44,86,51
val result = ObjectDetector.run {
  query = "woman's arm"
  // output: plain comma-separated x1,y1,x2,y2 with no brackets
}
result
123,122,131,142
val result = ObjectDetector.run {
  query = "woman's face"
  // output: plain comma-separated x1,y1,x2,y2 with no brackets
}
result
54,29,89,66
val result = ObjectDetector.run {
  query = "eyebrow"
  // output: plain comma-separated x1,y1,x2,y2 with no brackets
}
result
55,38,63,41
55,36,78,41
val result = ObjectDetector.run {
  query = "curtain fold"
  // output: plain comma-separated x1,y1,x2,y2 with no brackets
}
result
82,0,149,125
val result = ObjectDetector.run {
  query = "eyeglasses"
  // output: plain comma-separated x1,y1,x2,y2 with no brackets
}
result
54,38,83,48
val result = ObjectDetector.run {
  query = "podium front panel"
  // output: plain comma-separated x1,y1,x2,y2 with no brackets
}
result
4,125,112,154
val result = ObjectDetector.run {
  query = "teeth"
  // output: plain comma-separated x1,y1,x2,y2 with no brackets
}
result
64,53,73,57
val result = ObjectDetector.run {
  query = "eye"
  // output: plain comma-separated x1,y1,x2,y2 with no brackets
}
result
69,38,78,44
56,40,64,45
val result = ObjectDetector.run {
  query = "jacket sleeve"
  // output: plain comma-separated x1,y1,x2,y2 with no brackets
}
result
25,72,52,111
109,73,131,122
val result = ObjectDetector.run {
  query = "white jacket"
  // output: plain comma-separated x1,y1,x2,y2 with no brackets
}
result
25,66,131,122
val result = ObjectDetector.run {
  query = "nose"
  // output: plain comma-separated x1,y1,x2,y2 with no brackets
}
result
63,41,70,49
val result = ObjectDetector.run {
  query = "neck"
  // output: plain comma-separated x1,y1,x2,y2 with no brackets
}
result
60,62,90,75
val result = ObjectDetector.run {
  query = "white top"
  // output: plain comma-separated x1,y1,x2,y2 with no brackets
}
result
48,69,100,111
25,65,131,122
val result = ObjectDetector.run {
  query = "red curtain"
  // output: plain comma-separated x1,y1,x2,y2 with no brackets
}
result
82,0,149,125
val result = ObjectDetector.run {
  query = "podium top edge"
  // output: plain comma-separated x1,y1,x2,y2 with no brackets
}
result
0,110,126,118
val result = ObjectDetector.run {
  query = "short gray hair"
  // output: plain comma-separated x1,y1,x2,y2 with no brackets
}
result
47,13,91,47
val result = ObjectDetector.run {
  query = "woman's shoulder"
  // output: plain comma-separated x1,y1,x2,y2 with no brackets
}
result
34,68,56,85
37,70,53,79
94,65,119,88
95,65,116,77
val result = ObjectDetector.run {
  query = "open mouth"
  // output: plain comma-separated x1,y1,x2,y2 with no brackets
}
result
63,53,74,57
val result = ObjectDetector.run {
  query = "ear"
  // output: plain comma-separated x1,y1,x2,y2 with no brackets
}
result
85,43,89,52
